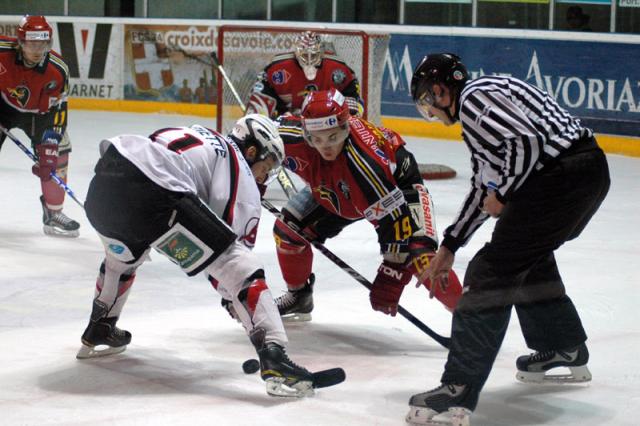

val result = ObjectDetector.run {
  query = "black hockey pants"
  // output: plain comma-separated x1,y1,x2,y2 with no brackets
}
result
440,136,610,407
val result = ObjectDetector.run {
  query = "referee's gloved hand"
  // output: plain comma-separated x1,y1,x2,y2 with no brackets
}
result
370,261,412,316
32,130,61,181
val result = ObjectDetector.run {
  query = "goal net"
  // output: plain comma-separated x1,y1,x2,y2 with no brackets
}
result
215,25,390,134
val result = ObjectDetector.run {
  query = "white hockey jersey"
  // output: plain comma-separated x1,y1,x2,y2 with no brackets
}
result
99,125,261,247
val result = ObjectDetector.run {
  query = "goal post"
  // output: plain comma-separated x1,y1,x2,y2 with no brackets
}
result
215,25,390,134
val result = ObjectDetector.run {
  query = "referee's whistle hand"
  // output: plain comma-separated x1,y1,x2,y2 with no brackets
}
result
482,192,504,218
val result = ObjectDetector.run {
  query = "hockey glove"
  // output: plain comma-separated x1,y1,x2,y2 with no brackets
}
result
370,261,412,316
32,130,61,181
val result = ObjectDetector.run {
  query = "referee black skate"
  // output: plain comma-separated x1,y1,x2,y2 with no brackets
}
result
405,53,610,425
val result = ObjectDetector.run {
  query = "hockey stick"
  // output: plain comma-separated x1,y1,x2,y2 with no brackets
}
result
261,198,451,349
210,51,298,199
0,125,85,208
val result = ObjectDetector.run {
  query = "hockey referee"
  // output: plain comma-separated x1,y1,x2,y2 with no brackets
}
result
404,53,610,425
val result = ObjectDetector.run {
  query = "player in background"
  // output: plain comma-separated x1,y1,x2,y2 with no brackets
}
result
77,116,335,397
0,15,80,237
406,53,610,425
272,88,462,321
245,31,364,118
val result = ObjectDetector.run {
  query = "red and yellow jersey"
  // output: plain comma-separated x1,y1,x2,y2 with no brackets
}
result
246,52,363,118
0,36,69,133
278,115,418,247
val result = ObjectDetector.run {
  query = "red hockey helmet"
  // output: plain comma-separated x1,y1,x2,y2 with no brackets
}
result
17,16,53,65
17,15,53,43
301,89,351,147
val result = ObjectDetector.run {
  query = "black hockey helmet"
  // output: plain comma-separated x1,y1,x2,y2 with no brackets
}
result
410,53,469,113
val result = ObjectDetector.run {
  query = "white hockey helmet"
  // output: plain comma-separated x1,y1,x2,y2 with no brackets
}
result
295,31,323,80
229,114,285,167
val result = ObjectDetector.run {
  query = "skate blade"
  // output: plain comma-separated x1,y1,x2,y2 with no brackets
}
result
76,343,127,359
406,407,471,426
44,225,79,238
281,312,312,322
516,365,592,384
265,377,314,397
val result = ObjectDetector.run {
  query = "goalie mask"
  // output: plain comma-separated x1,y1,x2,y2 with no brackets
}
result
295,31,323,80
301,88,351,148
229,114,285,181
411,53,469,123
17,15,53,67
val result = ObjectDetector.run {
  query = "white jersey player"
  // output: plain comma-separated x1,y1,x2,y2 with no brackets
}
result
77,115,342,397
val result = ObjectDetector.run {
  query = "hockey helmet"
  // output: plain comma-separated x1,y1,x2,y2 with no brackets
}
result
301,88,351,146
411,53,469,120
295,31,323,80
229,114,285,168
17,16,53,64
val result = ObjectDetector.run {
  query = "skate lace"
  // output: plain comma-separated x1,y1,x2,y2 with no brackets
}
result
275,291,298,310
49,211,74,226
529,350,556,362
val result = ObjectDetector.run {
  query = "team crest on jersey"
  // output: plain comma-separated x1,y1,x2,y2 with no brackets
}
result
314,185,340,213
284,156,309,172
338,180,351,200
8,85,30,108
332,70,346,84
240,217,260,248
272,69,291,85
45,80,57,90
298,84,318,99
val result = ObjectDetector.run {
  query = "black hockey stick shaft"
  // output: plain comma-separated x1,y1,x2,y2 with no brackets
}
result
261,199,451,349
0,125,85,208
211,52,298,198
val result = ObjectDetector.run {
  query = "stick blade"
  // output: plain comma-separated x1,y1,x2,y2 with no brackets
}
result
312,367,346,389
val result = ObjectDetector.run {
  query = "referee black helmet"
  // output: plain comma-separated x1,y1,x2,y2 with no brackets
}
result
411,53,469,109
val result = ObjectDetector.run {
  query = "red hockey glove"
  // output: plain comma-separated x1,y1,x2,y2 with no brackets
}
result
370,261,412,316
32,130,61,181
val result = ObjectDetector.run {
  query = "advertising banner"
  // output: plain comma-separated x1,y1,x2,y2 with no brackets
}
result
382,33,640,135
54,22,122,99
123,24,218,104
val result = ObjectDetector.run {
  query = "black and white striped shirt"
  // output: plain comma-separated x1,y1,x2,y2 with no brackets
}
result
442,75,592,252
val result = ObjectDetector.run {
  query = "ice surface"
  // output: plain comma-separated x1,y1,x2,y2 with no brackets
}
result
0,110,638,425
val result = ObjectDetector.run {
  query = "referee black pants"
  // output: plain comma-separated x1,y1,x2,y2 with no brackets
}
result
440,136,610,405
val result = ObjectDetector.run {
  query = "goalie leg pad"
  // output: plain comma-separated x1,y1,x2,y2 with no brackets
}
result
151,194,237,276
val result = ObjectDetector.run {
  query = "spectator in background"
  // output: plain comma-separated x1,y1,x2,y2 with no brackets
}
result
566,6,592,31
179,79,193,103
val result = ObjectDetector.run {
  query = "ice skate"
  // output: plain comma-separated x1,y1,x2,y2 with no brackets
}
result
516,343,591,384
250,327,314,397
40,196,80,237
406,384,475,426
275,274,314,322
76,316,131,359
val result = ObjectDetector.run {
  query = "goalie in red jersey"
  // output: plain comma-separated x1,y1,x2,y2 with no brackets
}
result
272,88,462,321
245,31,364,118
0,15,79,237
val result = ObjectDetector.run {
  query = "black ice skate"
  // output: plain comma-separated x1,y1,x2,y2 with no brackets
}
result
250,327,314,397
275,273,314,322
516,342,591,384
406,383,476,426
40,196,80,237
77,316,131,359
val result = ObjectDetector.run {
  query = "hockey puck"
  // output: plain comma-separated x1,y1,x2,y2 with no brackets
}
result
242,358,260,374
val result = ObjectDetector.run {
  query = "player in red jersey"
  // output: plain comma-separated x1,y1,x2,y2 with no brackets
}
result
272,88,462,321
0,15,79,237
245,31,364,118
